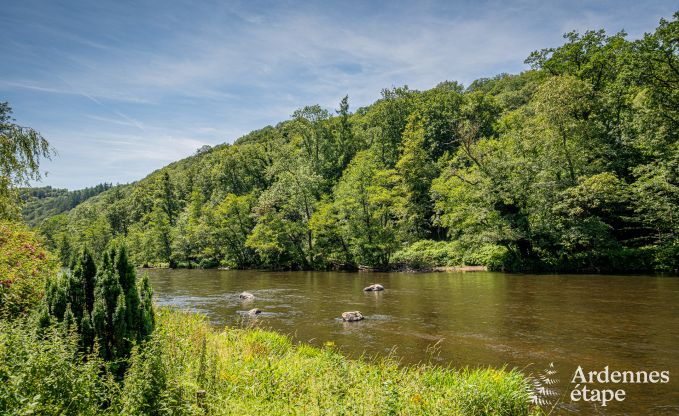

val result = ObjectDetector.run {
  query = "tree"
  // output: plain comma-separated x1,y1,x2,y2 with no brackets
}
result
331,150,403,267
396,116,437,241
0,102,53,220
155,172,178,226
43,244,154,372
287,105,334,179
213,193,257,268
309,198,352,268
247,159,322,268
359,86,416,167
0,221,58,318
333,95,360,173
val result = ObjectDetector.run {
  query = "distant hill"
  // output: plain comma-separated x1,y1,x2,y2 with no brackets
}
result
21,183,113,226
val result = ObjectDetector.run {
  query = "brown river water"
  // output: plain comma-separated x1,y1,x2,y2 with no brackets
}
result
146,269,679,415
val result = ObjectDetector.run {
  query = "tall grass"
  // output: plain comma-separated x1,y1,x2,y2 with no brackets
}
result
0,320,119,415
0,309,541,415
141,309,540,415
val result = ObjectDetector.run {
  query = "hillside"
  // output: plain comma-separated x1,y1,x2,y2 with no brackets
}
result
36,14,679,273
20,183,112,226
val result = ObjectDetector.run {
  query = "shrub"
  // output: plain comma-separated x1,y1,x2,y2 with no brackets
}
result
0,220,58,319
463,244,510,270
0,318,119,415
42,244,154,371
121,340,170,416
392,240,464,269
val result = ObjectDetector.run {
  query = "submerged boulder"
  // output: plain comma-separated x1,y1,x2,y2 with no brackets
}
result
363,283,384,292
341,311,364,322
239,291,255,300
248,308,262,316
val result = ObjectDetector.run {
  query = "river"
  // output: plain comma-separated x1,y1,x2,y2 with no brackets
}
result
146,269,679,415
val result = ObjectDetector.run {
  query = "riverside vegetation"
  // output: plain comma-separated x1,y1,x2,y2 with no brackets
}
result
0,305,539,415
0,223,540,414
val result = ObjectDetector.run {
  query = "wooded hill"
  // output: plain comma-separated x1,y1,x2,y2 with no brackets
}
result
20,184,112,227
30,13,679,273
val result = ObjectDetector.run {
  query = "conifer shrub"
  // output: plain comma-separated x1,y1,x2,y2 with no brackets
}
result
40,244,154,372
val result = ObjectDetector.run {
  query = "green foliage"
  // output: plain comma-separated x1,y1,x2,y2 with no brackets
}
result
120,340,170,415
43,245,155,369
211,193,257,268
0,308,540,415
0,102,53,221
247,158,323,268
392,240,463,269
0,220,58,319
325,150,403,267
0,318,119,415
21,183,112,227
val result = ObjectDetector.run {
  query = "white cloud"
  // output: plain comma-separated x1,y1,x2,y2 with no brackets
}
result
6,0,676,189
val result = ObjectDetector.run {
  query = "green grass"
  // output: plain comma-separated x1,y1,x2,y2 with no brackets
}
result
0,308,541,415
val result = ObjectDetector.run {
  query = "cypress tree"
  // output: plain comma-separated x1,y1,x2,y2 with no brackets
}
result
115,246,140,340
137,273,154,339
80,307,94,354
112,293,128,359
74,248,97,313
40,243,155,369
61,303,75,335
92,295,109,359
45,273,68,320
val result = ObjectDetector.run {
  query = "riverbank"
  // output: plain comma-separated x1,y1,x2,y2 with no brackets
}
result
151,308,540,415
141,263,490,273
0,308,540,415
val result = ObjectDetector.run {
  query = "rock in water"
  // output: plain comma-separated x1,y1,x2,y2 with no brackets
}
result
341,311,364,322
239,291,255,300
363,283,384,292
248,308,262,316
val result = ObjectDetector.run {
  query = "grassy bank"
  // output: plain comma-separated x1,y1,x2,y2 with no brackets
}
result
0,308,539,415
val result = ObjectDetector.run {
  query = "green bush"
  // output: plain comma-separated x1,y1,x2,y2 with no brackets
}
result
463,244,510,270
392,241,512,271
121,340,173,416
0,220,58,319
0,318,119,415
392,240,464,269
41,244,154,371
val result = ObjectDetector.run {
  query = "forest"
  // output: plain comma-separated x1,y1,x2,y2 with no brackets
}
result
21,13,679,273
20,183,112,226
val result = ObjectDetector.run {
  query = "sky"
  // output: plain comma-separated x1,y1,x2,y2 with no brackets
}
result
1,0,676,189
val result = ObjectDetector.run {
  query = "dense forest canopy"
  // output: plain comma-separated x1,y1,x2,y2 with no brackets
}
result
27,13,679,273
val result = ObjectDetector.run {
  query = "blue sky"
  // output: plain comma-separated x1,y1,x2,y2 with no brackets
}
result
1,0,676,189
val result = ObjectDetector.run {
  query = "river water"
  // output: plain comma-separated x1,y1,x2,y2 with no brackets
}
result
146,269,679,415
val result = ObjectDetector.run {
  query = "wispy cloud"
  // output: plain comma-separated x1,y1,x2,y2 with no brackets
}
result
0,0,675,189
